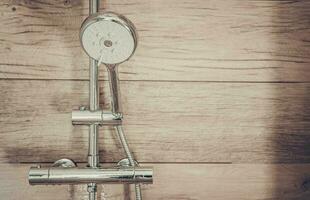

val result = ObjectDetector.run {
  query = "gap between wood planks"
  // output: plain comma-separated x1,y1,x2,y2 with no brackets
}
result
1,78,310,84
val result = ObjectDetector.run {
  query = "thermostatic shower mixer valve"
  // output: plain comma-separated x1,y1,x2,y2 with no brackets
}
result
28,1,153,200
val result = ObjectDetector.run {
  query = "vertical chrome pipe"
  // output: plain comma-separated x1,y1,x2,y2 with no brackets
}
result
89,0,99,14
89,43,99,200
89,59,100,167
88,1,100,199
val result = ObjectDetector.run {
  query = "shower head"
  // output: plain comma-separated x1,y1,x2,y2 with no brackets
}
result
80,12,137,65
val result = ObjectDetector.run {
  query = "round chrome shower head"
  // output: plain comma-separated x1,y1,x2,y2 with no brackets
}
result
80,12,137,65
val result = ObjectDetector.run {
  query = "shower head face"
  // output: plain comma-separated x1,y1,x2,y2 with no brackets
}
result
80,12,137,65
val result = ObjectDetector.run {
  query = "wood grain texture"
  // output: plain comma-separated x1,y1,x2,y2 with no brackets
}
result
1,0,310,199
0,0,310,81
0,80,309,163
0,163,309,200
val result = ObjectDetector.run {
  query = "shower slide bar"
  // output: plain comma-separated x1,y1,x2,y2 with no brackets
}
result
28,0,153,199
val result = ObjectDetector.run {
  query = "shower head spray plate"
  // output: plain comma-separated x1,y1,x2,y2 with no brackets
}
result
80,12,137,65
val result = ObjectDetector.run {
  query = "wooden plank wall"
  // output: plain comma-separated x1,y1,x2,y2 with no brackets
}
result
0,0,310,199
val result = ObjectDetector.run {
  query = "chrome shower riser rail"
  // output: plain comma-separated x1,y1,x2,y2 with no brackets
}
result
88,1,100,199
